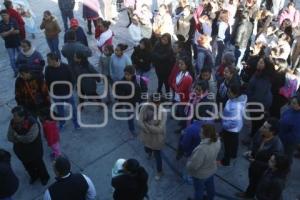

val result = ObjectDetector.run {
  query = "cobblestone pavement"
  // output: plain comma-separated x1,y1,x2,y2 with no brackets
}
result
0,1,299,200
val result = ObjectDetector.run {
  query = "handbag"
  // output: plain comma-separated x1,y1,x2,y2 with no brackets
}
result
279,77,298,99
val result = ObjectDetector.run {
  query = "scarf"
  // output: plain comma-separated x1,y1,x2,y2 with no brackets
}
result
184,90,209,123
97,29,113,49
21,47,35,57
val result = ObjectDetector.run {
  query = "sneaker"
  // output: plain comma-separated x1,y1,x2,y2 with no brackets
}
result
155,172,164,181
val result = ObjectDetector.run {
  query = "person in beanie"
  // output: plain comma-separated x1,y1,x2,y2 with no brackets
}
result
0,9,21,77
64,18,88,47
112,158,148,200
58,0,75,31
7,106,50,185
0,149,19,200
44,156,96,200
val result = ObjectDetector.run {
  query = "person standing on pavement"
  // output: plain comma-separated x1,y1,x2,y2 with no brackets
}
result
82,0,100,35
3,0,25,40
45,52,80,130
112,158,148,200
279,94,300,163
64,18,89,47
115,65,147,136
138,95,167,181
7,106,50,186
44,156,96,200
0,149,19,200
15,66,50,117
186,124,221,200
255,154,290,200
0,9,20,77
221,84,247,166
16,39,45,77
109,43,132,82
58,0,75,31
61,30,92,77
234,11,253,73
236,118,284,199
40,10,61,59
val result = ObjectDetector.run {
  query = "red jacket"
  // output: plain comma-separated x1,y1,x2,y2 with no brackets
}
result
7,8,25,40
172,72,193,102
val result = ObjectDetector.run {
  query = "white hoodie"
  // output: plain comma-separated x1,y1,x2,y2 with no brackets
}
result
222,94,247,133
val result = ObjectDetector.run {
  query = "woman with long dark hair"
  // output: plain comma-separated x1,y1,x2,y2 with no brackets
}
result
131,38,152,74
247,57,274,137
255,154,290,200
151,33,175,94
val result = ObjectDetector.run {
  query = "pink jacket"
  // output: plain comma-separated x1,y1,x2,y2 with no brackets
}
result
279,9,300,27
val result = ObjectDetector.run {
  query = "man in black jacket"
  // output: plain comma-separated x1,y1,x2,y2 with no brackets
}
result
45,52,80,130
44,156,96,200
236,118,284,199
58,0,75,31
0,149,19,200
115,65,147,136
112,159,148,200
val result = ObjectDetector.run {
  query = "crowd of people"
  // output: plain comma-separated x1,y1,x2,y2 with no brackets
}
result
0,0,300,200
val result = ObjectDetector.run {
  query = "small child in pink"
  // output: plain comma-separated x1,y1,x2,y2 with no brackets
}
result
40,110,61,159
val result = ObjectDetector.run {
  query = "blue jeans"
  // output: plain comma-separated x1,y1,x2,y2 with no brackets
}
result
60,9,74,30
7,47,19,74
192,175,215,200
144,147,163,172
53,96,79,128
46,37,61,59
